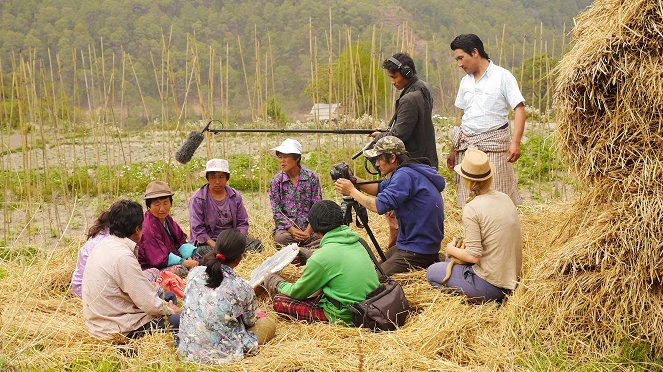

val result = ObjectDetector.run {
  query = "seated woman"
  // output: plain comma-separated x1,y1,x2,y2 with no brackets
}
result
137,181,199,278
427,149,522,303
264,200,379,325
71,210,111,298
189,158,263,253
178,228,276,364
268,139,322,249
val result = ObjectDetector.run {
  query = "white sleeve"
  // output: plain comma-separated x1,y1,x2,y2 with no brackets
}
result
502,72,525,109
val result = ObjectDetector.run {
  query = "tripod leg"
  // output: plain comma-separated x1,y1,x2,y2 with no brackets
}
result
352,203,387,262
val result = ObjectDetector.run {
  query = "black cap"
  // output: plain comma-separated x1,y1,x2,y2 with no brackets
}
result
308,200,344,234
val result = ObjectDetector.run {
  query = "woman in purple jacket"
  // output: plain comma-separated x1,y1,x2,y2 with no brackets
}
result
137,181,199,277
189,159,263,254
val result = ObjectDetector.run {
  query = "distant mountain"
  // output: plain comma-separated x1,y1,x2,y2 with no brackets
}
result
0,0,592,122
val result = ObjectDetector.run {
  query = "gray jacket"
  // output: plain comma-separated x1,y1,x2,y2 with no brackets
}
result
379,77,438,169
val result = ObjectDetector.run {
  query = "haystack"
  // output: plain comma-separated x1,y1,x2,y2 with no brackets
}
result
508,0,663,353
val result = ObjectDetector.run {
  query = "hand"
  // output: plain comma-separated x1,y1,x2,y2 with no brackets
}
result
167,300,181,314
287,226,309,242
444,237,458,257
507,141,521,162
447,147,456,170
263,273,286,297
369,129,381,138
182,258,198,269
334,178,355,196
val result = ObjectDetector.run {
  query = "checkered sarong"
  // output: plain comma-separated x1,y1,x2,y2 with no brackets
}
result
451,126,521,207
272,294,328,323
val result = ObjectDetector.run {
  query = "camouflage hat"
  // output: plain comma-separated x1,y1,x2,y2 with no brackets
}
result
363,136,407,158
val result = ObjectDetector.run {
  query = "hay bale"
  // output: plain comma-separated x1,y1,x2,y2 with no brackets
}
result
514,0,663,354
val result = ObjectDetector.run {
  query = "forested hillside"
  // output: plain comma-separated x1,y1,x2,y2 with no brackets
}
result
0,0,592,124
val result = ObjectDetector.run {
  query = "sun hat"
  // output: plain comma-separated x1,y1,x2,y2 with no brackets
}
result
454,148,495,181
363,136,407,159
200,158,230,178
308,200,344,234
269,139,302,156
143,181,174,200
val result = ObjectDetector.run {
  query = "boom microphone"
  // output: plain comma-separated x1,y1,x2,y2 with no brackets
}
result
175,131,205,164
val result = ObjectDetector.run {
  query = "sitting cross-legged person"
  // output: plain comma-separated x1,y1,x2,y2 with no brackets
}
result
264,200,379,325
137,181,199,278
178,228,276,364
427,149,522,303
82,199,180,340
189,158,263,254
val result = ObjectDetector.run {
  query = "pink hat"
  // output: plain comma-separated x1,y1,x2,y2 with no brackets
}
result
200,158,230,177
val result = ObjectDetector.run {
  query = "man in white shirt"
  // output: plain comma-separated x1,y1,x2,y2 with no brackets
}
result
447,34,526,207
82,199,180,340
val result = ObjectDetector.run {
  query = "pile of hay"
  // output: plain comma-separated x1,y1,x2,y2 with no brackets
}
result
508,0,663,355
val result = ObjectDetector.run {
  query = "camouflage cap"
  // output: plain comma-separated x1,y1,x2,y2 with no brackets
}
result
363,136,407,158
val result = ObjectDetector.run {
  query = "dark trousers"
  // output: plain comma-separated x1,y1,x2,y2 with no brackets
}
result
126,290,179,339
380,245,439,276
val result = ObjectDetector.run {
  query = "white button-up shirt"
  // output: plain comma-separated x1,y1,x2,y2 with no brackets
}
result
454,61,525,134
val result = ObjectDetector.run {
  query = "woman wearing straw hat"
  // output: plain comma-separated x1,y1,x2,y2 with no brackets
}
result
137,181,199,278
189,159,263,254
268,139,322,249
427,148,522,303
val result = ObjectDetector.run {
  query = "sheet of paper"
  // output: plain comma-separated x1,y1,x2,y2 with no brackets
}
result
249,243,299,288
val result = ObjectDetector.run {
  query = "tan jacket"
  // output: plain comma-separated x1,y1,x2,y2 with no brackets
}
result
82,235,171,339
463,191,522,290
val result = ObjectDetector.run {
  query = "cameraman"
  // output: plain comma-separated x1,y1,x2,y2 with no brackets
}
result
334,136,445,275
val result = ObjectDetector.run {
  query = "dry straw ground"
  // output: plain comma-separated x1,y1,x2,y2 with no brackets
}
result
2,0,663,369
0,192,566,371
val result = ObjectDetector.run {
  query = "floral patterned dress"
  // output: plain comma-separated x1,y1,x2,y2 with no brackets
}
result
178,266,259,364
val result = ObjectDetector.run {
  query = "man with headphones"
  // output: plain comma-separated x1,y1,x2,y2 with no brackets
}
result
370,52,439,250
371,53,438,169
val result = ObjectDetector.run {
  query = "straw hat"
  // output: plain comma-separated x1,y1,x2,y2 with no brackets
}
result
200,158,230,177
269,139,302,156
454,148,494,181
143,181,174,200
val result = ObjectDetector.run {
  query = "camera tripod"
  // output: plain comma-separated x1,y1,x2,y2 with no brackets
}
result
340,196,387,262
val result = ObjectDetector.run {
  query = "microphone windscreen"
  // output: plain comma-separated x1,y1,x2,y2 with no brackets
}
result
175,131,205,164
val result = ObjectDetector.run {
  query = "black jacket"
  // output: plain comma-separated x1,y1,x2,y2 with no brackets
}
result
379,77,438,169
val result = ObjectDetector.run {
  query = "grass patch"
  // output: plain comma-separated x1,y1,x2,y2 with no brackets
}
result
0,245,39,263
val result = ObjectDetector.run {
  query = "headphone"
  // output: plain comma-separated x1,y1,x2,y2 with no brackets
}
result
387,56,414,79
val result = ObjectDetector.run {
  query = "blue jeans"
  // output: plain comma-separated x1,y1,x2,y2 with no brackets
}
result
426,259,508,303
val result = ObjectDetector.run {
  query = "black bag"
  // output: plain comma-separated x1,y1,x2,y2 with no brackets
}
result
343,238,410,331
347,278,409,331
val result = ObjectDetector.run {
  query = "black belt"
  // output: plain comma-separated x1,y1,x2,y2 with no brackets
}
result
497,122,509,130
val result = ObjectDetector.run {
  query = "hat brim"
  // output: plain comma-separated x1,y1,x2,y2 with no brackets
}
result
200,168,229,178
143,191,174,200
363,148,381,159
269,145,302,156
454,163,495,181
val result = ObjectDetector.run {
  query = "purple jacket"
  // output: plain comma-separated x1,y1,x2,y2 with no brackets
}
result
188,184,249,245
137,211,188,270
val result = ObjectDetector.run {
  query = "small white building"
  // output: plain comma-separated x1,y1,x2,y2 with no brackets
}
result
306,103,342,121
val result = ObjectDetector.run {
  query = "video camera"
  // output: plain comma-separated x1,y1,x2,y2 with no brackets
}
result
329,161,353,182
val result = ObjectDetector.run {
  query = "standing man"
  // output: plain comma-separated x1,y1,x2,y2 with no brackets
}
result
372,52,438,169
372,53,438,248
335,136,445,276
448,34,526,207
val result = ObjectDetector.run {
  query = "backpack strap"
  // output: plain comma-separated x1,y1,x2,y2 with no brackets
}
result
358,238,389,281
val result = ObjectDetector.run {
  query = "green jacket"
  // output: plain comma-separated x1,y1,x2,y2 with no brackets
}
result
277,225,379,325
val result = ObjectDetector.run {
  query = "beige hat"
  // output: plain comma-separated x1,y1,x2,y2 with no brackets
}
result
454,148,494,181
269,139,302,156
143,181,174,200
200,158,230,177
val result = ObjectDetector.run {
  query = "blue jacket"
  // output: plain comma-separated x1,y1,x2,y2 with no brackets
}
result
375,162,445,255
